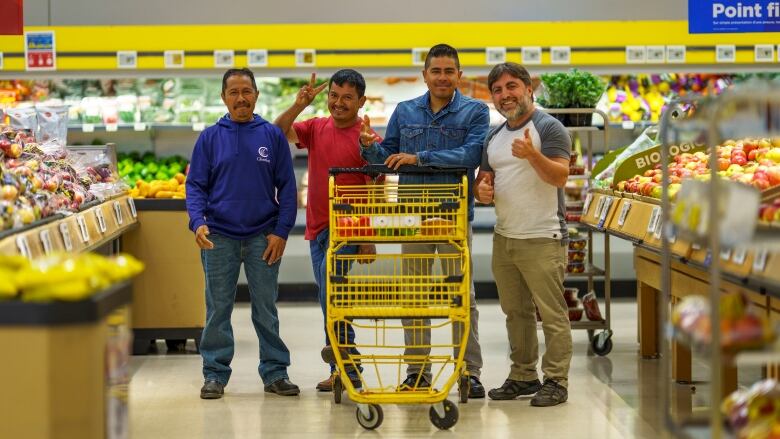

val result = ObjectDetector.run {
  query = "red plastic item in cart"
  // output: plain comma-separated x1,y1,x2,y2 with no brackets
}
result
582,292,604,321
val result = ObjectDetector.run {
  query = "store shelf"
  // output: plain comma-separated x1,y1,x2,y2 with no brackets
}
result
670,327,778,368
567,174,590,181
565,264,605,279
0,280,131,326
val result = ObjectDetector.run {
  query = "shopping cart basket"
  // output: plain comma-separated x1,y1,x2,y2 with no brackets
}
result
325,165,471,430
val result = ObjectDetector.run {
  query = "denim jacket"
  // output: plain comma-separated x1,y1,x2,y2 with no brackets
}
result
361,90,489,221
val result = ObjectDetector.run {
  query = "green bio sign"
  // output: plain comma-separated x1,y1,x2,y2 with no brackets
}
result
613,142,708,184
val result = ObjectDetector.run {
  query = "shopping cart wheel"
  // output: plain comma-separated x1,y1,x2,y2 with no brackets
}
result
333,375,342,404
591,330,613,356
356,404,383,430
458,375,470,403
429,400,458,430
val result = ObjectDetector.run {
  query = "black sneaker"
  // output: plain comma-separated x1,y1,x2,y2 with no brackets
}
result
530,380,568,407
264,378,300,396
399,373,431,391
468,376,485,398
200,380,225,399
488,378,542,400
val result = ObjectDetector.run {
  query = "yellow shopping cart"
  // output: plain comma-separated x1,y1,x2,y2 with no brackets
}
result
325,165,471,430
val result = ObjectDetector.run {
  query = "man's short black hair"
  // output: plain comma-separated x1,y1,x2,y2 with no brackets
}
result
424,44,460,70
487,62,533,91
222,68,258,94
329,69,366,98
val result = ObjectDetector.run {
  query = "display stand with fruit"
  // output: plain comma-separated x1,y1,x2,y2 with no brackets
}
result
655,87,780,439
545,107,613,356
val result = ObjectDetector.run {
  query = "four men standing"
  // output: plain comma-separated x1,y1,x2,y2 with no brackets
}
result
187,51,574,408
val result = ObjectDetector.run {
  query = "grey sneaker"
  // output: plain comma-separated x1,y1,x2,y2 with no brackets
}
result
530,380,568,407
488,378,542,400
200,380,224,399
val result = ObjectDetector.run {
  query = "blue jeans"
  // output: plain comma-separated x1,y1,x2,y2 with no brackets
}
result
200,233,291,386
310,228,361,374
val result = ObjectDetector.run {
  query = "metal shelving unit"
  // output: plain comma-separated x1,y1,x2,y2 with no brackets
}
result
658,86,780,439
544,108,613,356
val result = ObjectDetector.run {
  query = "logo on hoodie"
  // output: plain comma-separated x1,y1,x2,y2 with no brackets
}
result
257,146,270,163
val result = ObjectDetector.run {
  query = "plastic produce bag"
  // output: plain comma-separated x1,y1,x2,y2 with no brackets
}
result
6,106,38,141
593,126,658,188
36,105,69,146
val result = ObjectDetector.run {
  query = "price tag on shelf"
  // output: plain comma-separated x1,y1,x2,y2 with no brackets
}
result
582,193,593,215
39,229,53,255
82,123,95,133
720,248,732,261
59,222,73,252
732,248,747,265
617,200,632,227
598,197,614,227
77,215,90,242
648,206,661,234
621,121,635,130
95,208,107,233
133,122,147,132
192,122,206,132
113,201,123,226
105,123,118,132
16,235,32,259
594,196,606,219
127,197,137,218
753,249,768,273
691,242,702,250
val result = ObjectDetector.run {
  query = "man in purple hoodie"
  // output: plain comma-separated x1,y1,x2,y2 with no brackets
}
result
186,68,299,399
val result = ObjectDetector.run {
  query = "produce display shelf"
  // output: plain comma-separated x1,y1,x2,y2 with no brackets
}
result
0,214,64,240
134,198,187,211
670,327,778,368
82,222,139,253
0,281,131,326
568,174,590,181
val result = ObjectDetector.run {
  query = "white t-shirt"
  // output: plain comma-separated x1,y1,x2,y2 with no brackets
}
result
481,110,571,240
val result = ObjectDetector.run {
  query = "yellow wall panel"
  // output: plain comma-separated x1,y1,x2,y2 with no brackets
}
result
0,21,775,72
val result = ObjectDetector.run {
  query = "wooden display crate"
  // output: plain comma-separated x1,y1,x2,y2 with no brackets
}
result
607,198,655,241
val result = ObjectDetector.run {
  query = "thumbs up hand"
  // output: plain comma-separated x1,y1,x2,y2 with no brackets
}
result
475,171,495,204
511,128,537,160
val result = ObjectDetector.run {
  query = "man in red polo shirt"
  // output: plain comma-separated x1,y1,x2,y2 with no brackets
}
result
274,70,380,391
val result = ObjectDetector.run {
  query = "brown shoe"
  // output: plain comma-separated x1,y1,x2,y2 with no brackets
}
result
316,373,336,392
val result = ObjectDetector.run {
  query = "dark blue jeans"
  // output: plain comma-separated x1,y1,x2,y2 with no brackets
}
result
310,228,361,374
200,233,291,386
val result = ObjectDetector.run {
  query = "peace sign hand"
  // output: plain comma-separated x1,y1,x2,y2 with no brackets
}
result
295,73,327,108
359,115,380,148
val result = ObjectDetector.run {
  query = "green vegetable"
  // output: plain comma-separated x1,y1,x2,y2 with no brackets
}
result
537,69,606,109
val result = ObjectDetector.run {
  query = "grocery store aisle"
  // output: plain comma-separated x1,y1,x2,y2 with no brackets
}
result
128,300,666,438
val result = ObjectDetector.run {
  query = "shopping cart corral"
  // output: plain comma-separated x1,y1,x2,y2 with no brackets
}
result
325,165,471,430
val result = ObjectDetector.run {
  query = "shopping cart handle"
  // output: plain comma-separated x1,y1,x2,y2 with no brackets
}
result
329,164,469,176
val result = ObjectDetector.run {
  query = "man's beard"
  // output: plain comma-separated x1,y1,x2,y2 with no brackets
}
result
497,99,531,122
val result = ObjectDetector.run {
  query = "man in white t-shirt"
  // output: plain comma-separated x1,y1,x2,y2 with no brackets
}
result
475,62,572,407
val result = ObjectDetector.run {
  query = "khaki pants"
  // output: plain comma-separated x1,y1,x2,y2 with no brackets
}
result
401,228,483,379
492,234,572,387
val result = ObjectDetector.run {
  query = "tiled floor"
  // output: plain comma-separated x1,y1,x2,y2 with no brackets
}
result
128,299,718,438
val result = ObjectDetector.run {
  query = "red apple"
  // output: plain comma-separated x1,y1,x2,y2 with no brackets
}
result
762,205,778,222
753,179,770,190
767,167,780,186
731,155,748,166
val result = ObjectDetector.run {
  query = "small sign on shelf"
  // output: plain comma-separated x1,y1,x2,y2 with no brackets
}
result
716,45,736,63
521,47,542,65
164,50,185,69
117,51,137,69
485,47,506,65
411,48,428,66
247,49,268,67
626,46,646,64
214,50,235,68
295,49,316,67
59,222,73,252
550,46,571,64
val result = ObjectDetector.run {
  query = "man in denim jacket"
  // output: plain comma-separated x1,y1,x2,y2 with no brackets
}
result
359,44,489,399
